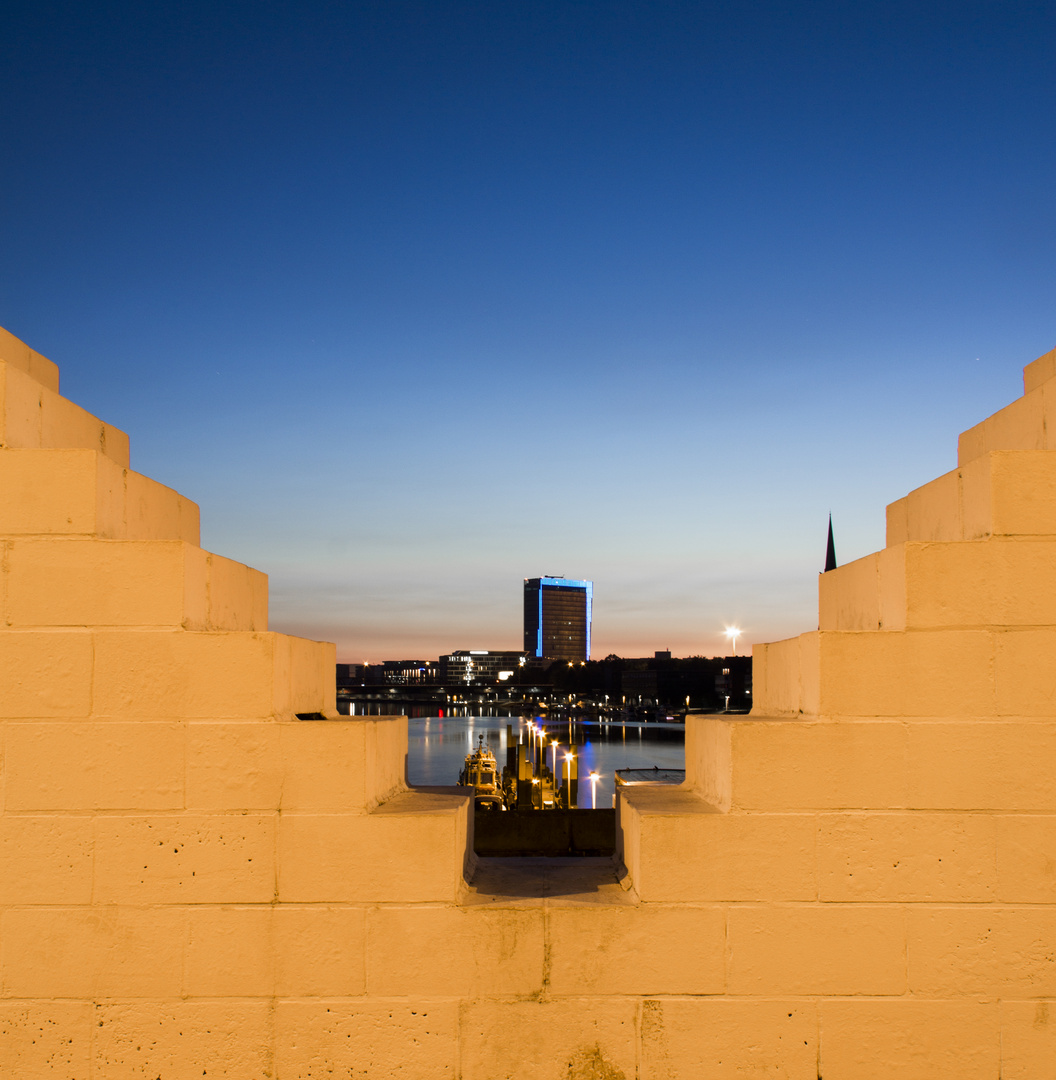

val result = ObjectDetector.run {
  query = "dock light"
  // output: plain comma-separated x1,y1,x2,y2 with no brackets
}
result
551,741,560,779
724,626,742,655
589,771,599,809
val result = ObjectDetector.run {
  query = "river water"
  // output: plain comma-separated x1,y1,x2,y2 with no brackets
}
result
407,715,686,809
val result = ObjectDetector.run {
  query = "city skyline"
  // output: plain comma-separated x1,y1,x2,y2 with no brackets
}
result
3,2,1056,660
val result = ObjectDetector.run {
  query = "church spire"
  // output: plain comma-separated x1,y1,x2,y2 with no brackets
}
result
824,513,837,572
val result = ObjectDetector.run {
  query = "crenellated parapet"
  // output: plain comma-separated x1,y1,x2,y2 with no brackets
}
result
7,323,1056,1078
0,326,472,1077
617,343,1056,1077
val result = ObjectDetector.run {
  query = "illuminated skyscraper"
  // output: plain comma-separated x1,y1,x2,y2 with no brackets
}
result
523,577,592,661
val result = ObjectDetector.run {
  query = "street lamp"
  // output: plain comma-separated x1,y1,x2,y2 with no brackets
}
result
724,626,742,655
551,740,560,781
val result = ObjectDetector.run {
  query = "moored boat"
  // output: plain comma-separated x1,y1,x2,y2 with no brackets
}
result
458,735,505,810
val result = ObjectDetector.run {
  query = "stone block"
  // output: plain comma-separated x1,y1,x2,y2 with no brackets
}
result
274,904,367,996
90,626,267,717
0,448,117,536
5,538,203,628
0,325,59,390
279,719,390,811
189,718,402,813
0,359,130,466
903,467,963,542
0,630,93,718
683,713,732,810
730,720,907,811
619,789,815,901
996,815,1056,902
885,453,1056,545
0,813,94,904
367,906,543,997
959,388,1046,465
727,904,905,995
1,905,185,997
93,813,276,903
995,629,1056,715
123,468,200,543
92,1001,272,1079
40,383,129,466
876,543,908,629
547,904,724,996
904,539,1056,628
905,721,1056,810
818,812,997,901
184,905,273,996
288,716,406,811
458,998,637,1080
0,361,42,448
0,447,201,542
818,545,908,632
207,551,268,630
819,999,999,1080
990,449,1056,534
272,632,337,717
750,637,795,717
818,629,993,717
3,721,184,810
751,632,818,716
185,721,283,809
960,451,993,539
371,713,410,806
640,998,818,1080
0,1002,92,1078
91,629,332,720
274,1000,459,1080
818,551,881,631
907,905,1056,995
886,493,909,546
963,450,1056,539
1024,344,1056,392
1000,1000,1056,1080
277,792,470,903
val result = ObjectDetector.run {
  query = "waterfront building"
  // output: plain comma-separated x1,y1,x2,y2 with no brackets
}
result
337,660,439,687
439,649,527,684
523,576,593,661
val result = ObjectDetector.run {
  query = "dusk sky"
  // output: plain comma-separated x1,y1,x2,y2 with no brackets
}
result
3,1,1056,661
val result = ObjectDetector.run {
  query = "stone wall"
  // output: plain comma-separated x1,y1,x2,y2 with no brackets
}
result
2,323,1055,1078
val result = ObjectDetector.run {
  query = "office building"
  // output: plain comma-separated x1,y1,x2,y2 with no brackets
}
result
523,577,593,661
439,650,527,684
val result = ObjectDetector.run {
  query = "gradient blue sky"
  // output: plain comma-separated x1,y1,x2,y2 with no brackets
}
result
3,1,1056,660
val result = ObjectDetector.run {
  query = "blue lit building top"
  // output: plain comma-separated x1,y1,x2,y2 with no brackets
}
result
523,577,593,661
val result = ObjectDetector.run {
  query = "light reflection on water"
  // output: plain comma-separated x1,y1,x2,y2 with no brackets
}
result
407,715,685,808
